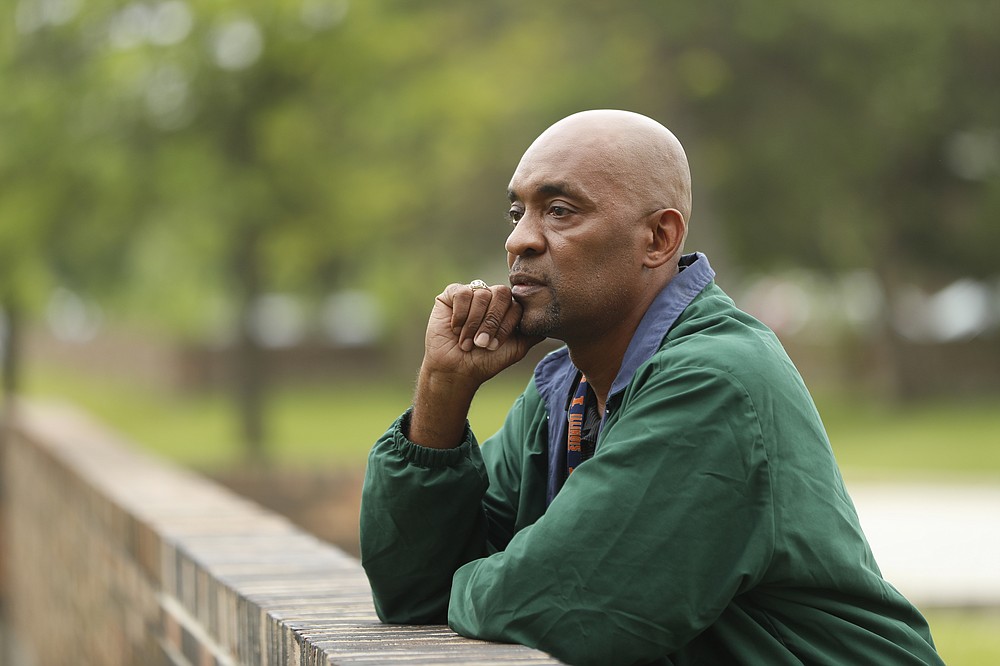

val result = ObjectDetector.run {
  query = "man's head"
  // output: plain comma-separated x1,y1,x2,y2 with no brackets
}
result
506,110,691,344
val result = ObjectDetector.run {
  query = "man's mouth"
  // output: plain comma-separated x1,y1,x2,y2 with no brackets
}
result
509,273,546,300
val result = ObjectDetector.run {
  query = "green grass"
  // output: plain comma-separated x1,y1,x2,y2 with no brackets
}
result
922,608,1000,665
12,366,1000,478
11,365,537,469
820,393,1000,480
14,367,408,468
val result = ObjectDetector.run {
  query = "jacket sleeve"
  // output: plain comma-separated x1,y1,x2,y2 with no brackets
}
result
359,393,542,624
359,409,490,623
447,365,776,666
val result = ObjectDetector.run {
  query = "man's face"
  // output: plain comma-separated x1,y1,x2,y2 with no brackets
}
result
505,137,649,342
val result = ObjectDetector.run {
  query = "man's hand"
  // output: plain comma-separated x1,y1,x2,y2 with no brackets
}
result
410,282,544,449
425,282,540,383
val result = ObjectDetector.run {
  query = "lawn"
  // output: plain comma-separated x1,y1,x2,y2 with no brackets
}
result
14,365,1000,478
8,366,1000,664
923,608,1000,665
13,366,543,469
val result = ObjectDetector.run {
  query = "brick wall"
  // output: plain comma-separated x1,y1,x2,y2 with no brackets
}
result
1,402,562,665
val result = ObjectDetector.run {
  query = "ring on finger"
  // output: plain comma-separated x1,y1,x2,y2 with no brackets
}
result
468,279,488,291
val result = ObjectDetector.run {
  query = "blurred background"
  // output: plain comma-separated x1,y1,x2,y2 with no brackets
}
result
1,0,998,662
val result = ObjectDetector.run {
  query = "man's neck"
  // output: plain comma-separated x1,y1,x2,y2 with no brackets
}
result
566,326,634,415
565,269,678,412
563,264,678,414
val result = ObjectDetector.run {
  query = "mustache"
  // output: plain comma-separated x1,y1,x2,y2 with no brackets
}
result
508,262,546,283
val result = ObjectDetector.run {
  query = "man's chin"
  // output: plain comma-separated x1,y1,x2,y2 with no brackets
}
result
516,309,559,339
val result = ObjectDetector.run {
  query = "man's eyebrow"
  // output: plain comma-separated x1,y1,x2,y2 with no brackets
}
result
507,182,586,203
538,183,574,198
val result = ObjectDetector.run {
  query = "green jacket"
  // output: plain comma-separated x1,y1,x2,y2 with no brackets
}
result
360,255,941,666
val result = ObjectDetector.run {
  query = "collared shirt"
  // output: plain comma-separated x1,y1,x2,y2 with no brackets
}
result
564,376,601,469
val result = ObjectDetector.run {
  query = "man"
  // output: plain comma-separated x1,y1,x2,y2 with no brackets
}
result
360,110,942,665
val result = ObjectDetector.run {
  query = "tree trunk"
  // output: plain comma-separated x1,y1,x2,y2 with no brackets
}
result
233,230,267,463
1,296,21,408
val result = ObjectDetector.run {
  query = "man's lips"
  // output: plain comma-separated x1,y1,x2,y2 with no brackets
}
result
509,273,546,299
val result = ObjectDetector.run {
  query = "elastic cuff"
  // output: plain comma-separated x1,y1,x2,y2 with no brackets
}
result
393,408,477,468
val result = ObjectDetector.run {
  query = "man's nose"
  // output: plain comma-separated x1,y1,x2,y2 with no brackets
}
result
505,213,545,257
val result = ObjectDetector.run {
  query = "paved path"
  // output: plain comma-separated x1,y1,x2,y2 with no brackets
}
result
848,482,1000,608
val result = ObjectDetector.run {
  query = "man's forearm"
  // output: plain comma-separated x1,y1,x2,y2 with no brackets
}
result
408,367,479,449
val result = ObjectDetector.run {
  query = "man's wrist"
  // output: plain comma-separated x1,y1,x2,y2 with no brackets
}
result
397,411,473,467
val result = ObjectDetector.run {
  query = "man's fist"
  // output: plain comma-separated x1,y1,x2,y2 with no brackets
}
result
422,282,542,388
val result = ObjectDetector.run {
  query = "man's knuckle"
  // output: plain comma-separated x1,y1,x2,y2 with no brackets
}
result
482,312,503,329
495,318,515,337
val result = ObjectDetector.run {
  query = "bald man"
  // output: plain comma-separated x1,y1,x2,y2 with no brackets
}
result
360,111,942,665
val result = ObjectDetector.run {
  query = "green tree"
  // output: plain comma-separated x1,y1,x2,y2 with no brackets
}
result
1,0,145,402
640,0,1000,395
5,0,996,435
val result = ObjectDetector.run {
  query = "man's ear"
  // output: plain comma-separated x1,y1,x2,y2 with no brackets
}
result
643,208,686,269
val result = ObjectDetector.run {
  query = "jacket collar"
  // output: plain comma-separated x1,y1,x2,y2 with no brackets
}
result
610,251,715,396
534,252,715,401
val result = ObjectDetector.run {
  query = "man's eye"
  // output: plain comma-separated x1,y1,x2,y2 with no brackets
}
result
549,206,569,217
508,208,524,223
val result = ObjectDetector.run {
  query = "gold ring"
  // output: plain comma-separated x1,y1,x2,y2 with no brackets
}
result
468,279,488,290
